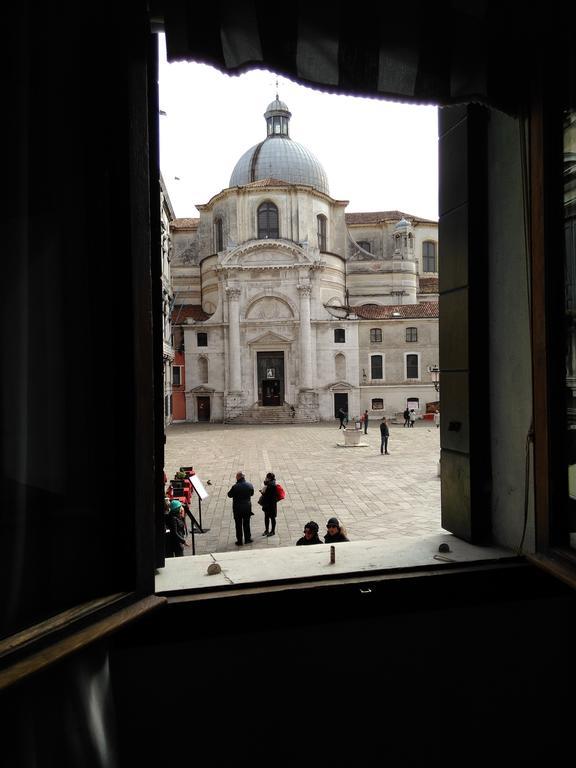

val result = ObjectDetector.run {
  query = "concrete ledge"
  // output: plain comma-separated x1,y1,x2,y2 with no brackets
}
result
155,535,515,594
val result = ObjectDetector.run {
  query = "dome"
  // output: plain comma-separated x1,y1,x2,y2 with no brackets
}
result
229,97,330,195
230,139,330,195
394,217,412,229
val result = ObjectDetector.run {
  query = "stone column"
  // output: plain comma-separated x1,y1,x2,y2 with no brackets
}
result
297,283,313,389
226,286,242,391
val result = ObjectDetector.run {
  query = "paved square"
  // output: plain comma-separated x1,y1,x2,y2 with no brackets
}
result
165,421,443,555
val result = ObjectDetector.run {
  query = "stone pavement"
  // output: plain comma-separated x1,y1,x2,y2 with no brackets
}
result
165,420,443,556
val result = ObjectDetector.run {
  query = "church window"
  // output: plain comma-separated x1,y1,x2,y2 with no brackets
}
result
172,366,182,386
335,353,346,379
423,241,437,272
371,355,383,379
372,398,384,410
406,327,418,342
257,202,279,239
197,332,208,346
406,353,419,379
317,214,327,251
215,217,223,251
358,241,371,252
370,328,382,343
334,328,345,343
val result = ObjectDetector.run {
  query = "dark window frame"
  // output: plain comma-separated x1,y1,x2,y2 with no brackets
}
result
371,354,383,379
370,328,382,343
197,332,208,347
406,327,418,342
257,202,279,239
317,214,327,251
422,241,437,272
334,328,346,343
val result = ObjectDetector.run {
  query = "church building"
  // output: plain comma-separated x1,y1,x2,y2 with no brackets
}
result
170,96,439,423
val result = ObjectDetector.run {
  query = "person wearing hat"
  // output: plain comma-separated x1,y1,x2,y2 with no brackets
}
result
324,517,350,543
166,499,189,557
296,521,323,546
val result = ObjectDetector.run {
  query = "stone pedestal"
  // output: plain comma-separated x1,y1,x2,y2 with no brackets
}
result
297,389,319,421
224,392,245,421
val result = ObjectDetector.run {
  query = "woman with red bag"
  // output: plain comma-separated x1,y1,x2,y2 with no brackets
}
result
258,471,279,537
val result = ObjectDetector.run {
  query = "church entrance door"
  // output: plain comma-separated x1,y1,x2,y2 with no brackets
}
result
257,351,284,406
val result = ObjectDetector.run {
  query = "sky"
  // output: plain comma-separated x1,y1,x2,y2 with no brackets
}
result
158,35,438,221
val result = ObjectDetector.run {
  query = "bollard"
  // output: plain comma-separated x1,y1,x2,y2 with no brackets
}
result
330,545,335,564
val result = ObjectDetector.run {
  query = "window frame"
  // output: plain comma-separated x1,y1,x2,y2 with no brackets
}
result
370,354,384,380
257,202,279,239
370,328,383,343
406,327,418,342
196,331,208,347
405,352,420,380
422,240,437,272
317,214,327,251
334,328,346,343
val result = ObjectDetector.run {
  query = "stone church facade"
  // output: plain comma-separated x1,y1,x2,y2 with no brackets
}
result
171,97,439,423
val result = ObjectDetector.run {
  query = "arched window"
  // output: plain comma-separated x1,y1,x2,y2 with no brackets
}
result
317,214,327,251
422,241,437,272
335,353,346,380
198,357,208,384
215,217,223,252
257,202,279,239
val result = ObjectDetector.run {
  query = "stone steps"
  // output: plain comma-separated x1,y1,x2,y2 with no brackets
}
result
226,403,318,425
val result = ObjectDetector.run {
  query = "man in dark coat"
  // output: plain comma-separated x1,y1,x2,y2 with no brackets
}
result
380,416,390,454
227,470,254,545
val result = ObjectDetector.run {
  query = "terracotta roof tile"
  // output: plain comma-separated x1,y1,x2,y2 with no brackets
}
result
171,305,210,323
171,218,199,230
345,211,437,225
354,301,439,319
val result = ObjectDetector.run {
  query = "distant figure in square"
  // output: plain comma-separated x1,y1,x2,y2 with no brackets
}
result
296,521,323,545
324,517,350,543
362,409,369,434
434,409,440,428
166,499,189,557
409,409,416,427
227,471,254,546
380,416,390,454
259,471,278,537
403,407,410,427
337,407,348,429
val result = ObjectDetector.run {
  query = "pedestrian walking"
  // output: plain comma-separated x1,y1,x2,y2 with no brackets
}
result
409,409,416,427
403,407,410,427
380,416,390,454
258,471,278,537
296,521,323,545
324,517,350,543
362,409,369,434
227,470,255,545
337,407,348,429
434,409,440,428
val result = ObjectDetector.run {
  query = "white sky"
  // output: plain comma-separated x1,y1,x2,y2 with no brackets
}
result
158,35,438,221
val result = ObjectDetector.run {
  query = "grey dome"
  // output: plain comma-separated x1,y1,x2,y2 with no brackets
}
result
230,138,330,195
394,217,411,229
229,97,329,195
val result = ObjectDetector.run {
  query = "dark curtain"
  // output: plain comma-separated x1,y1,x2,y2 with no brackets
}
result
158,0,564,115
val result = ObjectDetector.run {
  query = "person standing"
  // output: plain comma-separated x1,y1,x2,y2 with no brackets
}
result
409,409,416,427
403,407,410,427
324,517,350,543
362,409,369,434
166,499,189,557
434,409,440,428
296,521,323,545
380,417,390,454
227,471,254,546
259,471,278,537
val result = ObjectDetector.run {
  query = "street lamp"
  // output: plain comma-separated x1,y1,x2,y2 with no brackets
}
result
428,364,440,392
